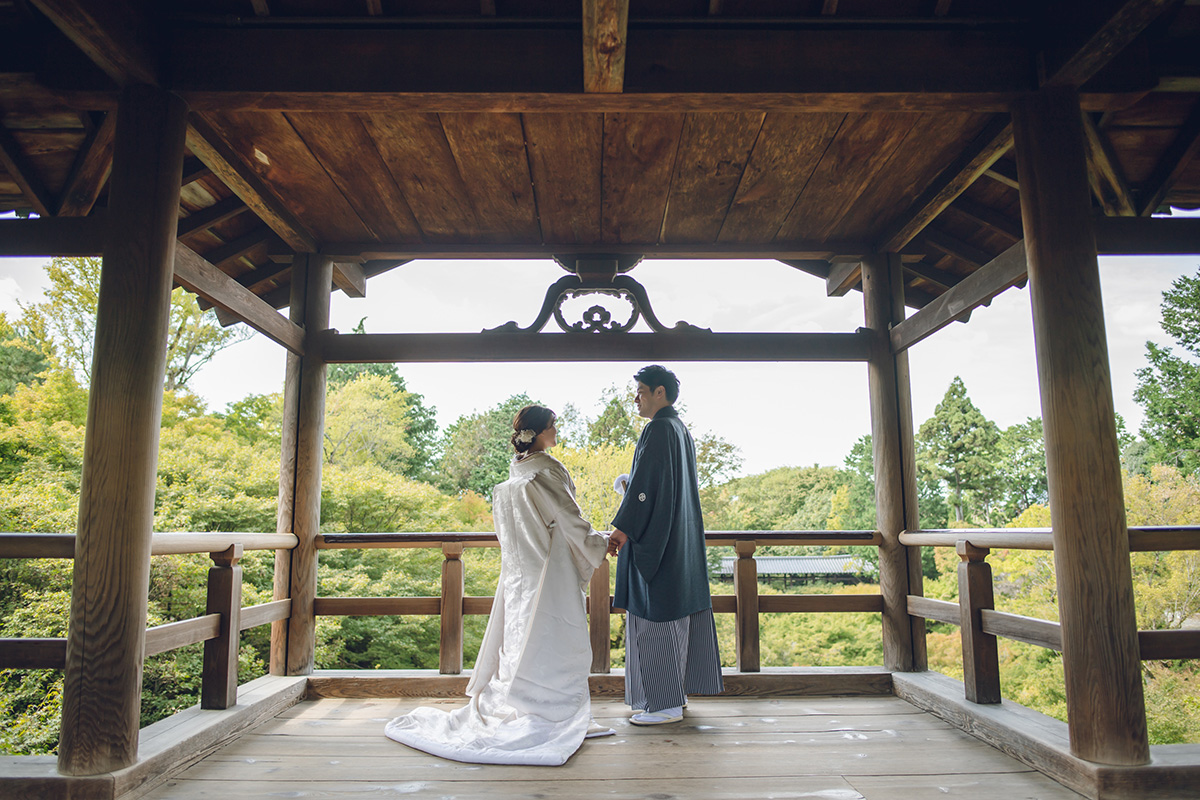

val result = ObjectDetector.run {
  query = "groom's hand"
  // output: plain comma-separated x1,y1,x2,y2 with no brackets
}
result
607,529,628,556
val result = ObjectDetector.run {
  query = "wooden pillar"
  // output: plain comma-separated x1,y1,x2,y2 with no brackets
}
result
284,254,332,676
202,544,244,710
957,542,1000,704
58,85,188,776
271,264,306,675
734,539,760,672
1012,87,1149,765
440,542,465,674
863,252,923,672
589,560,611,673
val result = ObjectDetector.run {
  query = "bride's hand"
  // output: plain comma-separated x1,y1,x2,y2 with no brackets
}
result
607,529,628,556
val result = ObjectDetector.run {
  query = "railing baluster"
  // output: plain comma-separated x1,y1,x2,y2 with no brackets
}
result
589,560,611,673
957,540,1000,704
440,542,465,674
735,539,760,672
202,544,244,710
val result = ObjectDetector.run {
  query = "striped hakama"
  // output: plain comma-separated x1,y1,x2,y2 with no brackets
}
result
624,608,724,713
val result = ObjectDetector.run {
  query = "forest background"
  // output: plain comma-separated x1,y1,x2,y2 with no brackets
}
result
1,257,1199,756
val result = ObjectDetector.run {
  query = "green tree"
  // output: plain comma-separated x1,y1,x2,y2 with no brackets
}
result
587,384,644,448
995,417,1048,523
917,377,1001,523
0,312,51,395
1134,265,1200,473
438,393,534,498
324,373,413,471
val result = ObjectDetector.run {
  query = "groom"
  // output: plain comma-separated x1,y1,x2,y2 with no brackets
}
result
607,365,723,725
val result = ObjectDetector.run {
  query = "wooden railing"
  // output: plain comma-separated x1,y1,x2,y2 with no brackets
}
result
315,529,883,674
0,532,297,709
898,526,1200,704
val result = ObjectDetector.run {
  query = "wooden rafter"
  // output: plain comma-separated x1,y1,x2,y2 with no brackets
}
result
826,260,862,297
0,121,53,217
582,0,628,93
58,111,117,217
1094,216,1200,254
28,0,159,86
1040,0,1173,88
255,259,409,311
1082,113,1136,216
918,228,995,268
185,115,318,253
177,196,247,238
320,241,869,260
332,261,366,299
1137,100,1200,216
904,261,963,291
182,157,211,186
878,116,1013,252
202,227,274,268
984,160,1019,189
0,213,106,255
947,197,1023,240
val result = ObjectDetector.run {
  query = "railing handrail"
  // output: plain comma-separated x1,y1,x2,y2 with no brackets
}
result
0,531,300,559
899,526,1200,552
317,529,883,549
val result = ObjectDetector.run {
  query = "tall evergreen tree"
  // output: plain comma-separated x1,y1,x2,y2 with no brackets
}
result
995,417,1048,523
437,393,535,499
917,376,1001,523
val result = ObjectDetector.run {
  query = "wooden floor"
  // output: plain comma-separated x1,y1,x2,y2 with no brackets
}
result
142,695,1087,799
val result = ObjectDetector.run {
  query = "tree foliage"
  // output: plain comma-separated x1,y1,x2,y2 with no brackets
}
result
917,376,1001,523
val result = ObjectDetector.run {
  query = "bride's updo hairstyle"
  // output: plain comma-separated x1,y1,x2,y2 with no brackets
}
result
511,405,556,455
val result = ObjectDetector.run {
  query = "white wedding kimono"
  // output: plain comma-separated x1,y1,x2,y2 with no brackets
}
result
384,452,609,765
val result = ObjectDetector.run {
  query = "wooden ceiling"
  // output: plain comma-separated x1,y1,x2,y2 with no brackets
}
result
2,0,1200,318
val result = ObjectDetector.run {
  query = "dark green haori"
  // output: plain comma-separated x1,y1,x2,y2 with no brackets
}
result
612,405,712,623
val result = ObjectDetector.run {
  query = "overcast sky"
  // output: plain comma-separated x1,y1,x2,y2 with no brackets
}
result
2,245,1197,478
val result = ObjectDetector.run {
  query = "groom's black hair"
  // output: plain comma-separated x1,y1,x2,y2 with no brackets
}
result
634,365,679,404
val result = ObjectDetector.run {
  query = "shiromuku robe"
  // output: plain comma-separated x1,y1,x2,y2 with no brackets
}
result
384,452,608,766
611,405,712,622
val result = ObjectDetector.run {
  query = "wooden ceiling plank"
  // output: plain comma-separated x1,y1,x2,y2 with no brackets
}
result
202,227,274,268
904,261,964,291
0,212,106,255
1094,216,1200,253
661,112,764,244
58,111,116,217
440,113,540,244
947,197,1023,240
174,242,304,354
601,113,686,244
360,113,481,242
1082,113,1137,216
286,112,422,242
919,228,995,268
28,0,159,86
186,115,318,253
718,113,844,244
177,196,247,238
1040,0,1173,88
1137,100,1200,216
332,261,367,299
0,121,54,217
583,0,629,94
877,116,1013,252
523,113,603,244
890,241,1027,353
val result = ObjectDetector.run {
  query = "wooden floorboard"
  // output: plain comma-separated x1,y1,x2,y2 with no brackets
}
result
142,696,1087,800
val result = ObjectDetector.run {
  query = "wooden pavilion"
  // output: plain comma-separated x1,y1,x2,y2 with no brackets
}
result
2,1,1200,798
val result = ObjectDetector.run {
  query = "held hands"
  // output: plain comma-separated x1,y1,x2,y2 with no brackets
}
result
607,529,628,557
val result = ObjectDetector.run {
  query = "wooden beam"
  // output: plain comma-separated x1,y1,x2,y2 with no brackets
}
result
201,227,273,268
321,242,869,260
58,111,117,217
826,259,862,297
317,330,872,364
778,259,831,280
878,116,1013,252
919,228,995,268
1040,0,1173,89
1082,113,1136,216
331,260,366,298
181,156,211,186
185,115,318,253
0,213,106,255
177,196,248,238
890,240,1027,353
582,0,629,93
947,197,1023,240
983,159,1020,189
173,243,304,354
0,120,54,217
28,0,159,86
1094,216,1200,254
1137,100,1200,216
903,261,963,291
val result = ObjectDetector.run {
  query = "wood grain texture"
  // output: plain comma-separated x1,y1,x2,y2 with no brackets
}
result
28,0,159,86
0,637,67,669
522,113,603,244
439,542,465,675
589,560,611,673
0,120,53,216
0,214,107,256
143,615,222,658
601,112,685,243
1013,87,1148,766
582,0,628,93
57,85,188,777
907,595,960,626
957,546,1000,704
1082,112,1136,216
57,111,116,217
734,540,760,672
201,548,243,710
440,113,540,243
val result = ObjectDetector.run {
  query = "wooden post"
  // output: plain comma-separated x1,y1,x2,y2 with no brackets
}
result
440,542,465,674
284,254,332,676
734,539,760,672
1012,87,1149,765
589,560,611,673
957,541,1000,704
202,544,244,710
863,252,921,672
271,262,305,675
57,85,188,776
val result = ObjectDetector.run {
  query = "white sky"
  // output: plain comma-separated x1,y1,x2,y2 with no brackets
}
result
1,247,1197,478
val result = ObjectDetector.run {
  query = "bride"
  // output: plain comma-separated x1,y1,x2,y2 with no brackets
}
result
384,405,613,765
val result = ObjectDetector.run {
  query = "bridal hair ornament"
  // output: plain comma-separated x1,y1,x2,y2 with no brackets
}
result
515,429,537,445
